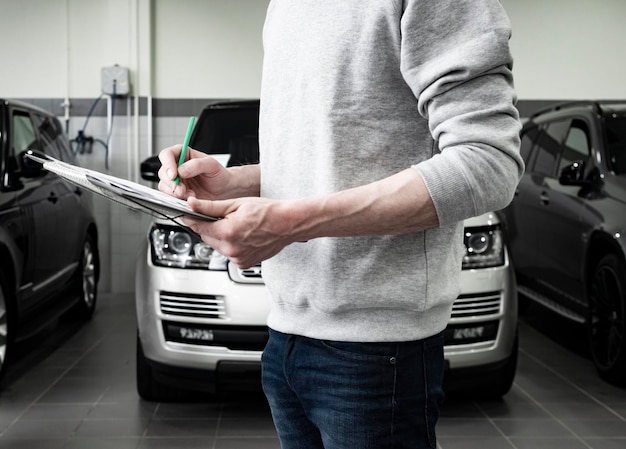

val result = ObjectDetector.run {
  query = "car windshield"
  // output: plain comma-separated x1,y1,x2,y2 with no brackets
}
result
605,116,626,175
190,106,259,166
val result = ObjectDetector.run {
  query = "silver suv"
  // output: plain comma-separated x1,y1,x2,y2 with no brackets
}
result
135,101,518,401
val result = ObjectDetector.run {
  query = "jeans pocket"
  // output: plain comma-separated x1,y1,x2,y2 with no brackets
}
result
320,340,399,365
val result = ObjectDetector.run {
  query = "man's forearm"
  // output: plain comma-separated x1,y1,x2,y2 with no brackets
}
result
281,167,439,242
228,164,261,198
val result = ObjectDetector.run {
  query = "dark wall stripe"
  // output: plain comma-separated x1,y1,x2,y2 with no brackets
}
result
12,97,626,120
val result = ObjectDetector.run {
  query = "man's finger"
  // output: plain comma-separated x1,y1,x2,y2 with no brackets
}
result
177,154,223,180
158,144,182,175
188,196,232,220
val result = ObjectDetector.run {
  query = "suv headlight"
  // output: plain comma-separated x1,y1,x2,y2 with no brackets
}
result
149,225,227,270
462,226,504,269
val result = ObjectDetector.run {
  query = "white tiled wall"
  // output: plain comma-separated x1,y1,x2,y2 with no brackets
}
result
69,112,190,294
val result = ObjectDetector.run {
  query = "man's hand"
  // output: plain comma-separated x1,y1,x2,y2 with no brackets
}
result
181,196,296,269
157,144,260,201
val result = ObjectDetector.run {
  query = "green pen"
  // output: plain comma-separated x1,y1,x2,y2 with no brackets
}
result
172,116,196,192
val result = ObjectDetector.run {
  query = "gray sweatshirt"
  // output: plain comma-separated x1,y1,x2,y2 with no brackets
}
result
259,0,524,342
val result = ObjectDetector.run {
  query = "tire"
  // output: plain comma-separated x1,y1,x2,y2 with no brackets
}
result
71,234,99,320
517,293,532,315
0,273,13,380
136,333,190,402
588,254,626,386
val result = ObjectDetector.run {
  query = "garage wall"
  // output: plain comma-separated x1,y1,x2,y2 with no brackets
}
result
503,0,626,102
0,0,269,293
0,0,624,293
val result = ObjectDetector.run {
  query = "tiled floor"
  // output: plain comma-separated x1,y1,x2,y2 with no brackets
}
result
0,293,624,449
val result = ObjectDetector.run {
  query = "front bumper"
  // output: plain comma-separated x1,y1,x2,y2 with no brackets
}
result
135,240,517,377
444,250,518,370
135,239,269,373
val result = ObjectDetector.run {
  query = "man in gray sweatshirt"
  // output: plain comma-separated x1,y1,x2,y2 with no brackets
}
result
159,1,524,447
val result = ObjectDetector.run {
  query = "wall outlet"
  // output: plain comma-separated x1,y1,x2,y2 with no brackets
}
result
101,65,130,96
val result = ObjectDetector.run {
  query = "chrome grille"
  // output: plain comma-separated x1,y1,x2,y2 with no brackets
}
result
159,292,226,318
451,292,501,319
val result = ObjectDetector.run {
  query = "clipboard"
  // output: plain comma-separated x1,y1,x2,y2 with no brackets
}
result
26,152,219,223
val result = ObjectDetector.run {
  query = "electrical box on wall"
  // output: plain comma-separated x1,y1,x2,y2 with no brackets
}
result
101,65,130,96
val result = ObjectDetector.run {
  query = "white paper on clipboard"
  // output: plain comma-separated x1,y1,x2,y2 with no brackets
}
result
26,152,218,222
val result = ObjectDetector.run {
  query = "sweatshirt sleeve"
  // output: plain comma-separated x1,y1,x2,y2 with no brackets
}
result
401,0,525,225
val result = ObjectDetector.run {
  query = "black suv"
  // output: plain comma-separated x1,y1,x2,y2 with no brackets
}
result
502,101,626,385
0,99,100,379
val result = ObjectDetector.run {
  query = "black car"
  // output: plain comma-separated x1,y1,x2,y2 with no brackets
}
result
502,101,626,385
0,99,100,379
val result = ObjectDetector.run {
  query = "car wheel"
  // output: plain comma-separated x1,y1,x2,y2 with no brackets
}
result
72,234,99,320
0,274,13,380
588,254,626,386
136,333,191,402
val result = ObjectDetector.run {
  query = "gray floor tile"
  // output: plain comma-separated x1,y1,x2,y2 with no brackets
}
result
436,418,502,437
493,417,577,438
1,419,81,439
581,438,626,449
137,437,214,449
19,404,93,421
0,293,624,449
477,396,552,419
562,419,626,438
63,437,142,449
437,436,516,449
217,418,278,437
143,418,218,437
213,437,281,449
74,418,150,437
0,439,67,449
509,437,590,449
152,402,222,419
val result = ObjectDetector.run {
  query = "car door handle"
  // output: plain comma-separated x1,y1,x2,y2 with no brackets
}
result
540,191,549,205
48,192,58,204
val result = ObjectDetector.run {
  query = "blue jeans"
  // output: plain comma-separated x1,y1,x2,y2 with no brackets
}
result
261,329,445,449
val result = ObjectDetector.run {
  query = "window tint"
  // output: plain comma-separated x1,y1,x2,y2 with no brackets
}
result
12,111,38,155
519,125,539,163
33,113,74,162
533,120,569,177
559,119,591,173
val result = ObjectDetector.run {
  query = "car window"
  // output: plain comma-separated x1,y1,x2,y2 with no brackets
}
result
519,125,539,164
605,116,626,175
12,111,38,154
33,113,75,163
559,119,591,173
533,120,570,177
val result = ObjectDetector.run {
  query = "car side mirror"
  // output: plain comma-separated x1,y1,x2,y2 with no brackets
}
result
140,155,161,182
559,160,587,186
18,150,47,178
